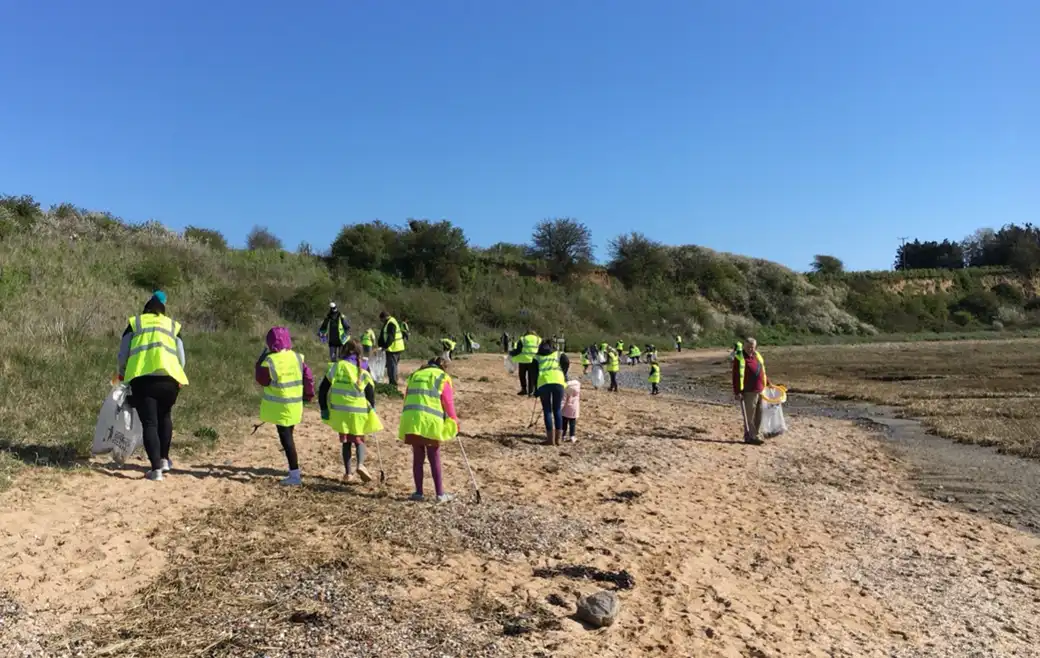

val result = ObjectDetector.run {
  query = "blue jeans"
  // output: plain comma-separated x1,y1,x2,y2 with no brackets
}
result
539,384,565,433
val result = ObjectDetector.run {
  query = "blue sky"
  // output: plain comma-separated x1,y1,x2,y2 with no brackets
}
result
1,0,1037,271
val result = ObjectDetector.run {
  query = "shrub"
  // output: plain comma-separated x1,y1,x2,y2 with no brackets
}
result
185,226,228,250
951,310,975,326
991,281,1024,304
131,254,182,290
375,382,403,398
207,284,258,330
281,279,336,325
246,226,283,251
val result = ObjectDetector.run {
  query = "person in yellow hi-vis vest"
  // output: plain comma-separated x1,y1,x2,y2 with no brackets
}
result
377,310,406,386
399,357,459,503
509,327,541,396
255,327,315,485
648,357,661,396
116,291,187,482
606,347,621,393
319,338,383,483
360,327,376,358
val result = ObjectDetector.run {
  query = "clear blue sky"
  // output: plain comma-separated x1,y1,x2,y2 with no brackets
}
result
1,0,1037,271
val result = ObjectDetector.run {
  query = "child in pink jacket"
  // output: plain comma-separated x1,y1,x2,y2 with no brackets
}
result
561,379,581,443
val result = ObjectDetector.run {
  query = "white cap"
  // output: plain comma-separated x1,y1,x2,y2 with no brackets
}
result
329,302,337,308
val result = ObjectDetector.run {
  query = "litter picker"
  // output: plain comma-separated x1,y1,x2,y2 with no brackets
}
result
525,395,539,428
374,431,386,484
738,396,751,441
456,433,482,503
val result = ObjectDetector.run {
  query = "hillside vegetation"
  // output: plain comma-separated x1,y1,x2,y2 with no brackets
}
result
2,194,1039,484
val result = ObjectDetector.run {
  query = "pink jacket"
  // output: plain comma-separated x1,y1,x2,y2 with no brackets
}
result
255,327,315,401
562,380,581,419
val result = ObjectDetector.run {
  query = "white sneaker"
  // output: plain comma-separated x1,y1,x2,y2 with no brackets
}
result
436,493,455,504
145,469,164,482
280,470,302,486
159,459,173,473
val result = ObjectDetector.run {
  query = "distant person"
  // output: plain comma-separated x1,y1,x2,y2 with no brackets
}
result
732,337,767,445
319,303,351,362
509,327,541,396
400,318,411,341
360,327,376,358
535,339,569,446
727,340,743,362
675,334,683,352
377,310,406,386
255,327,315,485
501,332,511,353
441,336,457,360
399,356,459,503
580,349,591,375
628,343,642,365
606,347,620,392
648,357,661,395
561,378,581,443
117,290,187,482
319,338,382,484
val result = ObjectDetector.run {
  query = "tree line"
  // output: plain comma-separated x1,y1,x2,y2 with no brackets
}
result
894,224,1040,274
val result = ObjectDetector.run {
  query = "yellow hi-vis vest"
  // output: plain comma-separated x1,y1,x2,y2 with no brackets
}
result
398,366,457,442
381,316,406,353
442,338,457,351
125,314,188,386
324,360,383,436
606,351,620,373
649,363,661,384
361,328,375,347
629,345,642,357
734,350,766,391
536,351,566,389
512,333,541,364
616,341,624,352
260,350,305,426
580,353,591,367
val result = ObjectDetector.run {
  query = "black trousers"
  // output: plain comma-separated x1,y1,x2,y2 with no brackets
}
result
130,375,180,471
609,371,618,392
518,362,538,395
277,425,299,471
386,351,401,386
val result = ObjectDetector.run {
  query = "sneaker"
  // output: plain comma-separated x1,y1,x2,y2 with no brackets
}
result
436,493,456,504
159,458,173,473
356,465,373,483
280,470,302,486
145,469,164,482
408,492,425,502
342,472,355,484
569,435,577,443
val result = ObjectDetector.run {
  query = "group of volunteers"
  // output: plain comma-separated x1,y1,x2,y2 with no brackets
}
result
117,291,458,502
115,290,769,498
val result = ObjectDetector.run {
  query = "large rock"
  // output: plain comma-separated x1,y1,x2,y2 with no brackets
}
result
576,590,621,628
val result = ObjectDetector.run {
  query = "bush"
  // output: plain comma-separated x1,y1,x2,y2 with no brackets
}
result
991,281,1024,304
185,226,228,250
281,279,336,325
375,382,403,398
207,284,258,330
951,310,975,326
246,226,283,251
131,254,182,291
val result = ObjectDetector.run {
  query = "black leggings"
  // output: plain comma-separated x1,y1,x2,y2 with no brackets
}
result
277,425,299,471
130,375,180,471
609,371,618,392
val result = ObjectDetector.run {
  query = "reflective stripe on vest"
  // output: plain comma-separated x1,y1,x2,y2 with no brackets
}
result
398,366,457,442
607,352,620,372
512,334,540,364
125,314,188,386
649,365,661,383
536,351,566,389
735,351,765,391
260,351,304,426
382,317,406,353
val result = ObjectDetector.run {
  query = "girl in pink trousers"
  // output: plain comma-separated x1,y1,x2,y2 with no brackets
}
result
561,379,581,443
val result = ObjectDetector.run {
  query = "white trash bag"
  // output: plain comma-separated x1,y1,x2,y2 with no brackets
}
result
759,385,788,438
92,384,143,465
471,341,481,351
504,355,516,374
369,350,387,384
590,365,605,389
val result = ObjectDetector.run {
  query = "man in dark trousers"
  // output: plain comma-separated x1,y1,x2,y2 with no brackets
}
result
501,332,511,353
318,303,350,362
378,310,406,386
509,327,541,396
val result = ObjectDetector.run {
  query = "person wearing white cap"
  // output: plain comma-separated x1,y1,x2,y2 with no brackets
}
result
318,302,351,362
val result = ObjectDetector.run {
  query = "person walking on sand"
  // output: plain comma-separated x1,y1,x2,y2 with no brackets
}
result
510,327,541,396
732,337,767,445
319,338,382,483
117,290,187,481
319,303,351,362
535,339,570,446
648,357,661,395
256,327,315,485
675,334,683,352
580,348,591,375
360,327,376,358
606,347,621,392
399,357,460,503
377,310,406,386
561,378,581,443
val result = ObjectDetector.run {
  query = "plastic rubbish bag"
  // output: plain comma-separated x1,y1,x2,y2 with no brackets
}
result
591,365,605,389
471,341,481,351
92,384,143,465
504,355,516,374
369,350,387,384
759,386,788,438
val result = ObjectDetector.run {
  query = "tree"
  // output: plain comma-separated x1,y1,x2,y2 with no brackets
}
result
608,232,672,288
811,255,844,276
530,217,594,279
894,239,964,270
398,219,470,290
185,226,228,250
246,225,283,251
329,221,396,272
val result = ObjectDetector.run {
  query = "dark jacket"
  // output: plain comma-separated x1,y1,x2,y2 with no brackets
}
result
377,318,398,349
319,311,351,347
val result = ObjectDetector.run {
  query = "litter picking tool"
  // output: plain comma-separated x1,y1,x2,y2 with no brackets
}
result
526,395,540,428
374,432,386,484
251,422,265,435
456,432,482,503
738,396,751,442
